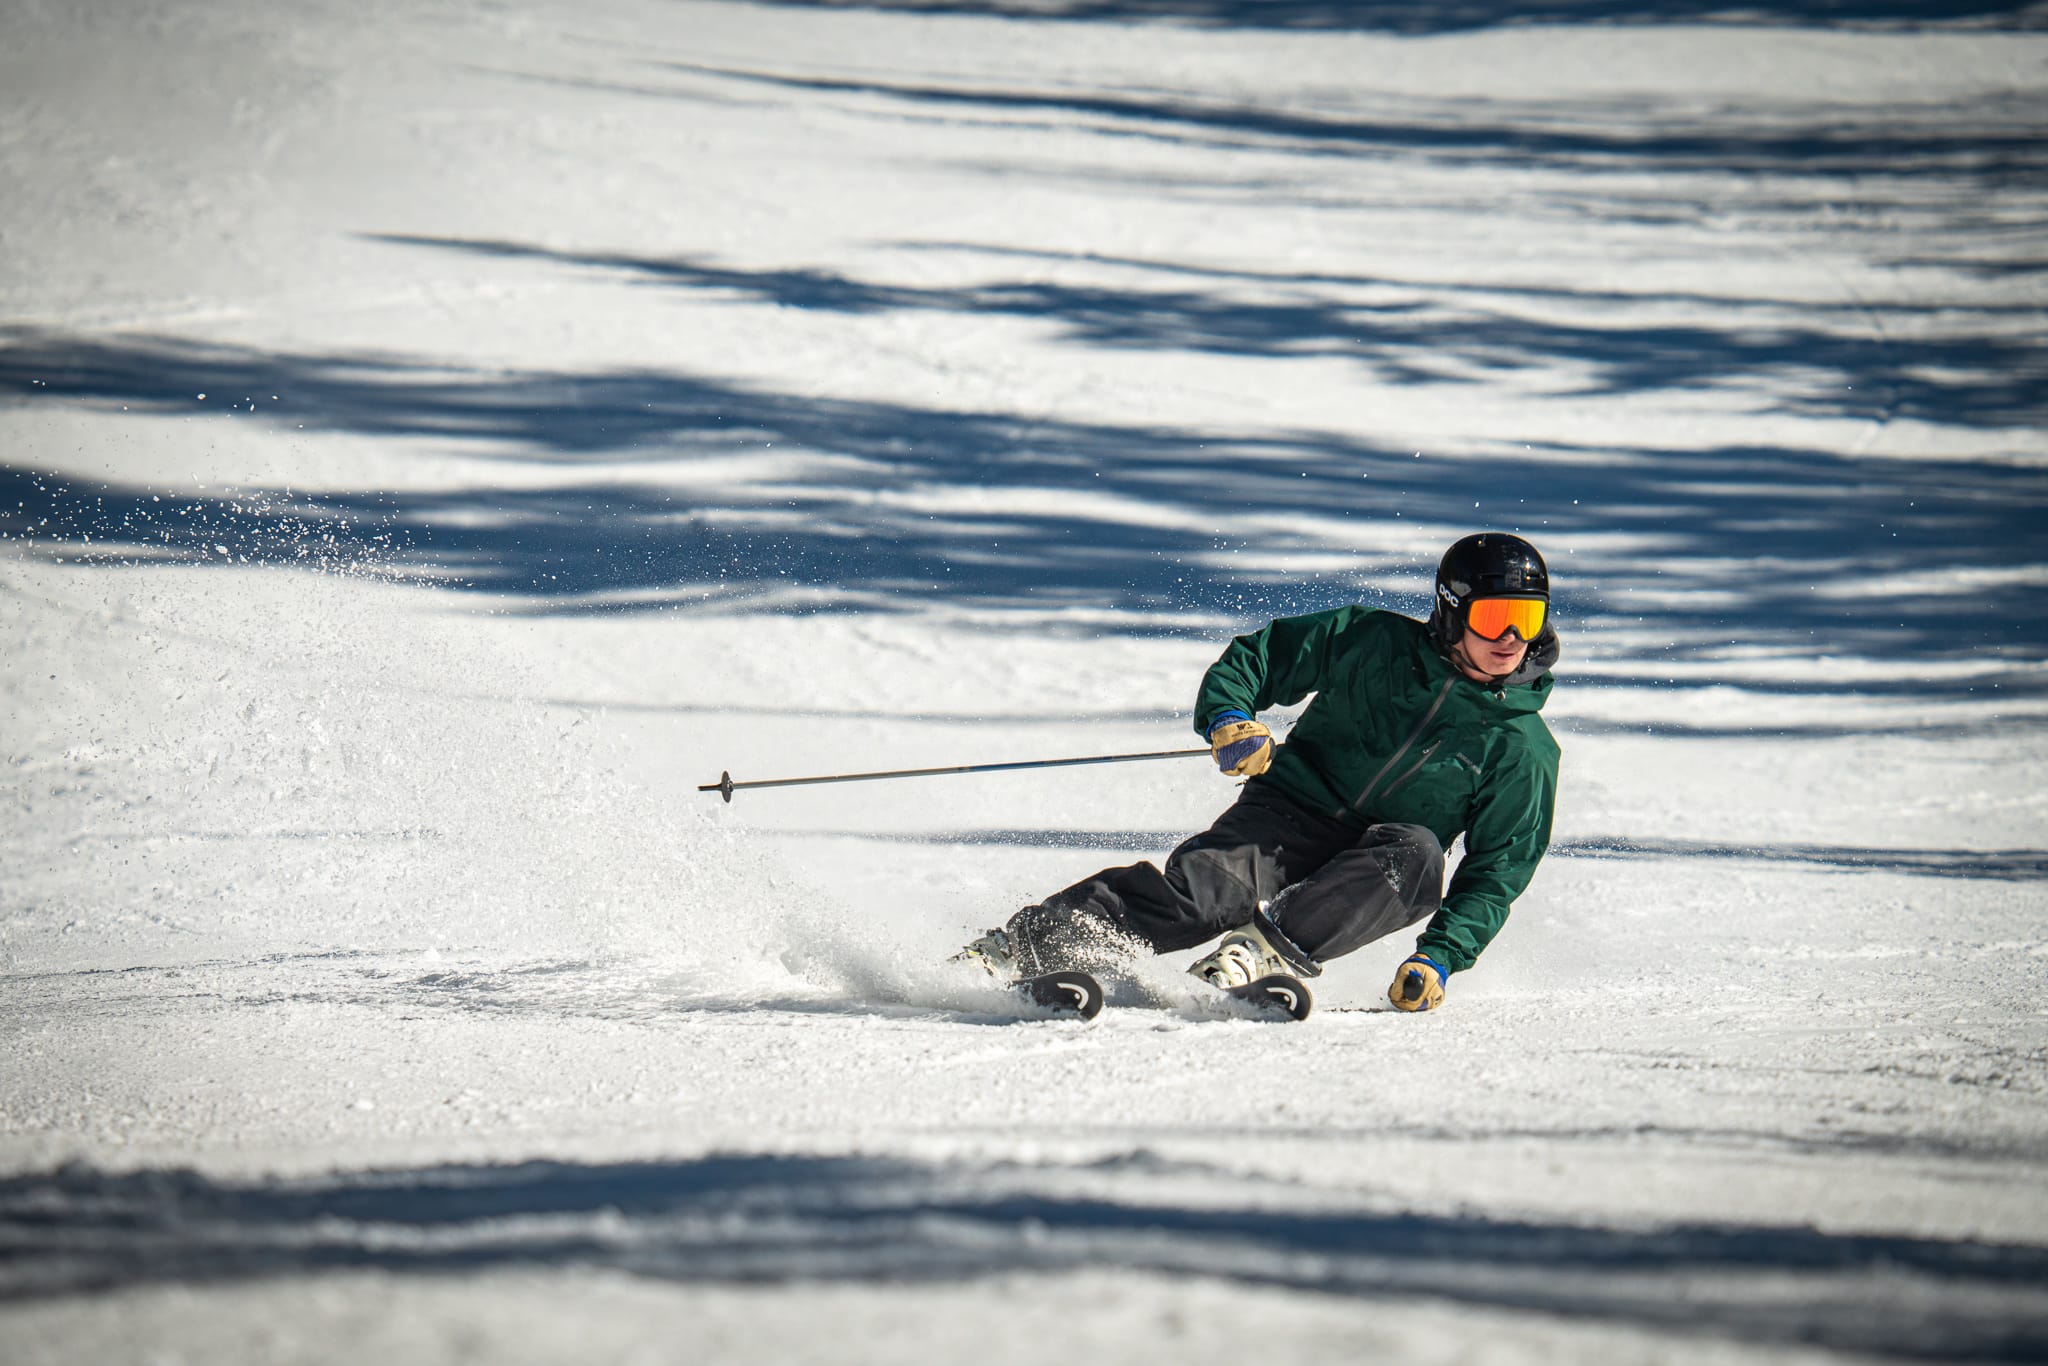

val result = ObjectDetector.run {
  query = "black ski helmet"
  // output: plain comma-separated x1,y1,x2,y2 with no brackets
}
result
1431,533,1550,651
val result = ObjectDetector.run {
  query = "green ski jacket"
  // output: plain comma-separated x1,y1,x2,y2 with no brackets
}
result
1193,607,1560,974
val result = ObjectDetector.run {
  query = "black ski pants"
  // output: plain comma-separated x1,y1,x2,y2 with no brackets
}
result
1009,782,1445,976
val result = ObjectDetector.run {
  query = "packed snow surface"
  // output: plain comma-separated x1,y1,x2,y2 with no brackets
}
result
3,0,2046,1361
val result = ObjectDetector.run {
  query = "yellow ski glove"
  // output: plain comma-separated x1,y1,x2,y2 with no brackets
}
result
1207,714,1273,777
1389,954,1447,1012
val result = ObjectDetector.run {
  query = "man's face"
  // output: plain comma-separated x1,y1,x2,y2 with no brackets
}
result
1455,626,1530,682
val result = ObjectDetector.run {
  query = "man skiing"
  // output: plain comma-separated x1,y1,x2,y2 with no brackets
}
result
959,532,1560,1013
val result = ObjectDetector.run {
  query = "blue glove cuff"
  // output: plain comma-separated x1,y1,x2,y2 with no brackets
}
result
1403,953,1449,981
1206,709,1252,738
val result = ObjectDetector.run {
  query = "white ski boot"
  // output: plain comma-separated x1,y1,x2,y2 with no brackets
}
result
1187,921,1291,989
952,927,1020,979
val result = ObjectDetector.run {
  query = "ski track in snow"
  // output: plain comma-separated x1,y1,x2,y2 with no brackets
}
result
3,0,2047,1361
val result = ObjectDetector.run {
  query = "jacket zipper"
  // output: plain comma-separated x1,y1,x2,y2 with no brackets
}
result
1379,739,1443,803
1349,676,1455,815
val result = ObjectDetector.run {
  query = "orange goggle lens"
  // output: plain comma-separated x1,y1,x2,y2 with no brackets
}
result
1465,597,1547,642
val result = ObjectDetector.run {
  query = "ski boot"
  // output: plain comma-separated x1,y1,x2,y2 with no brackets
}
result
1187,921,1292,988
951,926,1020,979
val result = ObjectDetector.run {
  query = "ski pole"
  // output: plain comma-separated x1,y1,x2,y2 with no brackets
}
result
699,747,1210,803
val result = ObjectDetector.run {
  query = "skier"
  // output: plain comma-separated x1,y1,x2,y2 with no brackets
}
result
959,532,1560,1013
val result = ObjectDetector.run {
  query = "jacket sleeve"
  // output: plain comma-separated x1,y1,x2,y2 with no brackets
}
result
1415,734,1557,973
1192,607,1360,736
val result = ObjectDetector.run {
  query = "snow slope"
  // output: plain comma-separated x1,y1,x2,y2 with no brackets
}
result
3,1,2047,1361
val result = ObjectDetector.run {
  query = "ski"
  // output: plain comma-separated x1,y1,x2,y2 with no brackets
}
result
962,967,1303,1023
1015,969,1105,1021
1218,972,1314,1021
1101,970,1314,1021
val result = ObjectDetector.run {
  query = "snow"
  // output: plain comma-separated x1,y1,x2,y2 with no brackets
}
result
4,0,2047,1361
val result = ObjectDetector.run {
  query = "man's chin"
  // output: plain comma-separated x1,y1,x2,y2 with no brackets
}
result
1452,637,1528,681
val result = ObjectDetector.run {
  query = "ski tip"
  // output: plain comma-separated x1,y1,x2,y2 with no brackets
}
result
1021,970,1105,1021
1236,973,1314,1021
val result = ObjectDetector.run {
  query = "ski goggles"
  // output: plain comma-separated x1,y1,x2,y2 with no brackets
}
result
1465,596,1547,642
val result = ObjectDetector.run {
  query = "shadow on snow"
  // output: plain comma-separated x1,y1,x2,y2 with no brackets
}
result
4,1156,2046,1361
738,0,2048,35
368,234,2048,431
4,55,2045,665
651,63,2048,197
4,329,2046,670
